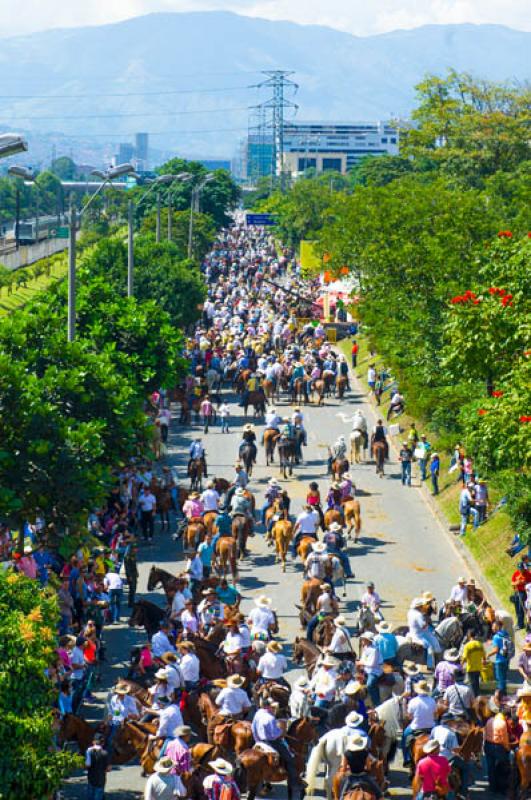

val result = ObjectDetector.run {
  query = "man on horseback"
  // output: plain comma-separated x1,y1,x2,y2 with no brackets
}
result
256,641,289,689
188,437,208,479
338,735,384,800
407,597,442,670
247,595,276,641
239,423,257,466
215,674,251,719
251,697,304,795
328,435,347,475
323,522,353,580
292,504,320,557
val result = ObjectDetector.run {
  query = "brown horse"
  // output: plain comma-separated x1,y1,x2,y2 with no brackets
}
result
272,519,293,572
314,616,336,648
187,636,226,680
297,536,316,561
185,518,207,551
243,390,267,418
238,717,318,800
188,457,204,490
58,714,100,756
332,754,385,800
264,429,280,465
300,577,323,617
516,730,531,797
332,457,349,481
291,377,308,405
198,692,253,752
371,441,386,477
263,378,276,401
147,564,180,598
232,515,251,560
313,379,325,406
324,508,343,528
343,499,362,540
336,375,348,398
203,510,218,536
216,536,238,582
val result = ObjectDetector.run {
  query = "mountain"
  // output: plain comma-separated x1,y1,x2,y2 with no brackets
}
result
0,12,529,159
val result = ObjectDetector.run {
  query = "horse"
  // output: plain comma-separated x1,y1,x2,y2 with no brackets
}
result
332,755,385,800
272,519,293,572
239,443,256,477
243,390,267,418
278,436,296,479
314,616,336,648
343,499,362,541
352,605,377,638
263,378,276,402
147,564,180,599
371,441,386,477
187,636,226,680
184,518,207,551
238,717,318,800
253,681,291,715
300,577,323,617
335,375,348,399
306,727,357,800
198,692,253,751
232,515,251,560
291,377,308,405
516,730,531,797
293,637,321,677
58,714,100,756
331,457,349,481
128,599,166,639
313,379,325,406
297,536,316,561
188,457,204,491
216,536,238,582
264,429,280,465
350,430,364,464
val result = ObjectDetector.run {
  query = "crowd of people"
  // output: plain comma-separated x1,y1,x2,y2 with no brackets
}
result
5,220,530,800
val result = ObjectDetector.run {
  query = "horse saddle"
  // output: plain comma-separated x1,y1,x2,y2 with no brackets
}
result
254,742,280,765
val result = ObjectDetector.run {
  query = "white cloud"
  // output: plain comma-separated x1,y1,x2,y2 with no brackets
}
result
0,0,529,38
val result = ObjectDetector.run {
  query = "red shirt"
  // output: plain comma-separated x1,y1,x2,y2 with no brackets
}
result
351,343,359,354
512,569,531,592
416,754,451,794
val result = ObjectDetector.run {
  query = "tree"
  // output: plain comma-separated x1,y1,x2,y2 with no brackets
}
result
0,570,79,798
51,156,76,181
140,209,216,262
349,155,414,187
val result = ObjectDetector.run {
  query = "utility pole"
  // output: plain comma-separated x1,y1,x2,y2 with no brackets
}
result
156,192,161,243
14,183,20,250
258,70,298,191
67,195,76,343
167,194,173,241
127,199,134,298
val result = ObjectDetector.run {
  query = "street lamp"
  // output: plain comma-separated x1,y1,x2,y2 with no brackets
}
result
166,173,193,241
188,173,215,258
67,163,135,341
8,165,34,249
0,133,28,160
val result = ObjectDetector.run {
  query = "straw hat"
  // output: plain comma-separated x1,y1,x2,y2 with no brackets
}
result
328,522,343,532
411,598,425,609
161,652,178,664
346,735,367,752
175,725,193,738
267,641,283,653
294,676,309,689
444,648,460,662
227,674,246,689
155,668,169,681
402,661,421,677
189,491,201,500
155,757,174,774
312,541,326,553
255,595,272,608
209,758,234,776
376,621,393,633
457,577,466,584
343,681,363,697
334,615,347,627
422,592,435,602
177,641,195,652
423,740,439,754
322,654,340,668
244,424,254,432
268,478,280,486
360,631,375,642
415,680,431,695
345,711,364,728
113,683,131,695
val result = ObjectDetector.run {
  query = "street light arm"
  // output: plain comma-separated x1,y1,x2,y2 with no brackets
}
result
79,178,110,215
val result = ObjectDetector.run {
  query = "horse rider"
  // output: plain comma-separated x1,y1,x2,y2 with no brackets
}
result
305,541,330,582
323,522,353,579
260,478,282,525
326,482,343,511
337,354,350,391
360,582,383,620
339,473,354,500
292,504,320,557
371,419,389,460
328,435,347,475
306,583,339,642
239,424,257,464
429,713,471,796
148,694,185,756
338,735,384,800
351,409,368,450
328,615,355,661
106,683,140,749
230,487,253,527
327,681,367,731
251,696,304,795
215,674,251,720
188,437,208,478
407,597,442,670
176,641,201,691
256,641,290,689
401,679,437,766
262,406,283,443
182,491,204,521
201,482,220,513
197,588,223,633
213,504,232,548
374,622,399,667
290,676,312,720
247,595,276,641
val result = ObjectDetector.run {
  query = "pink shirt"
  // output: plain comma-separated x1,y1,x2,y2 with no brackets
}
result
18,555,38,579
416,754,451,793
183,499,204,519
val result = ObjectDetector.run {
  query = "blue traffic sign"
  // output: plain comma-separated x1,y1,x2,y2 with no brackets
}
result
246,213,277,226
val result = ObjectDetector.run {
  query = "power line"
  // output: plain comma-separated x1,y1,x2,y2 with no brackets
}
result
4,106,250,121
35,126,249,138
0,84,253,99
257,70,298,189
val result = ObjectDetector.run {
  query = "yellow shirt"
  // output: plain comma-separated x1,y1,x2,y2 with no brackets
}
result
462,639,485,672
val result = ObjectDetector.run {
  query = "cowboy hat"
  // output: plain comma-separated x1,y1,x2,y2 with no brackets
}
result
346,734,367,752
444,648,460,662
209,758,234,776
244,424,254,431
268,478,280,486
113,683,131,695
267,641,283,653
202,587,217,596
518,687,531,698
235,487,245,496
312,541,326,553
457,576,466,584
345,711,364,728
411,597,425,609
360,631,375,642
423,740,440,754
320,583,332,591
415,680,431,695
328,522,343,532
189,491,200,499
155,757,174,774
334,615,347,627
422,591,435,602
344,681,363,697
322,654,340,668
255,595,272,607
177,641,195,651
294,676,309,689
161,652,178,663
376,621,393,633
175,725,193,737
155,668,169,681
402,662,421,677
227,674,246,688
342,473,352,481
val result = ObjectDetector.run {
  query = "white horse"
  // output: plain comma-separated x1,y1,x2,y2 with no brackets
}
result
350,430,364,464
372,695,403,764
306,728,350,800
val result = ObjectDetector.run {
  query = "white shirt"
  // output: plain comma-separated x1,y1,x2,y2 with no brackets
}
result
104,572,123,591
164,663,184,691
144,773,186,800
360,590,381,613
310,667,337,703
157,703,184,738
368,367,376,383
407,695,437,730
180,653,200,683
408,608,427,640
216,687,251,716
257,652,288,679
109,693,138,723
171,591,186,618
329,626,352,654
201,489,220,512
317,592,335,614
443,683,474,716
139,492,156,512
219,404,230,418
296,510,319,535
152,631,176,658
449,584,468,605
248,606,275,634
290,688,311,719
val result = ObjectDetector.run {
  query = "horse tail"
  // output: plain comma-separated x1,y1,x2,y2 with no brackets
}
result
305,735,326,794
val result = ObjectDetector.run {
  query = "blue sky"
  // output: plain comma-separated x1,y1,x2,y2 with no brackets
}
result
0,0,529,37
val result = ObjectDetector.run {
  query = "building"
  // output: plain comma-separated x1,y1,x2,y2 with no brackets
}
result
236,120,399,182
117,142,135,164
135,133,149,170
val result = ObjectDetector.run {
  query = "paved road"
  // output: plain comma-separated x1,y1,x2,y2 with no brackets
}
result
64,367,491,799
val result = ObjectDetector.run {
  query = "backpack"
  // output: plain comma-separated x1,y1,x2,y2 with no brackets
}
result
218,778,239,800
499,634,515,660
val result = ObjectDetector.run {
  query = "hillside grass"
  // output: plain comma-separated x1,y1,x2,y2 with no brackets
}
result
340,332,515,608
0,256,67,316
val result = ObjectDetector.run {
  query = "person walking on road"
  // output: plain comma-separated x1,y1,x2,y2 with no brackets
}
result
399,441,413,487
85,732,111,800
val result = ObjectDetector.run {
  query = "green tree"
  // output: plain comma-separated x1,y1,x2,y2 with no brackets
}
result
140,209,216,262
0,569,79,798
349,155,414,186
51,156,76,180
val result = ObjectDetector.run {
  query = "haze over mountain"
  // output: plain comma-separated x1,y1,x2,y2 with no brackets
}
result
0,12,529,159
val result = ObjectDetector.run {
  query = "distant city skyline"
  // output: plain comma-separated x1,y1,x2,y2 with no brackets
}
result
0,0,529,39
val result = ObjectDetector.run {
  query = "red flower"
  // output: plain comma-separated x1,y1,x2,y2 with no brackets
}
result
478,409,487,416
491,390,504,398
520,416,531,423
501,294,514,307
497,231,513,239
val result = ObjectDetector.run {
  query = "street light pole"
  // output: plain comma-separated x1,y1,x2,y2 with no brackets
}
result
127,199,134,298
188,173,214,259
14,183,21,250
167,194,173,242
67,195,76,343
156,193,161,243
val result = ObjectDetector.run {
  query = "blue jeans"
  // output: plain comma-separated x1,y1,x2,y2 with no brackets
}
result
221,418,229,432
401,461,411,486
431,472,439,495
109,588,122,623
366,672,380,707
87,786,104,800
418,458,427,481
460,508,479,534
260,501,271,524
494,660,508,693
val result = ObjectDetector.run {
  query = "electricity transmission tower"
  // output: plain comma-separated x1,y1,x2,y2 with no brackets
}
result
257,70,298,190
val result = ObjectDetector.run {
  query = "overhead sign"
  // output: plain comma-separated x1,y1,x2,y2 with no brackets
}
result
246,213,277,226
54,226,69,239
